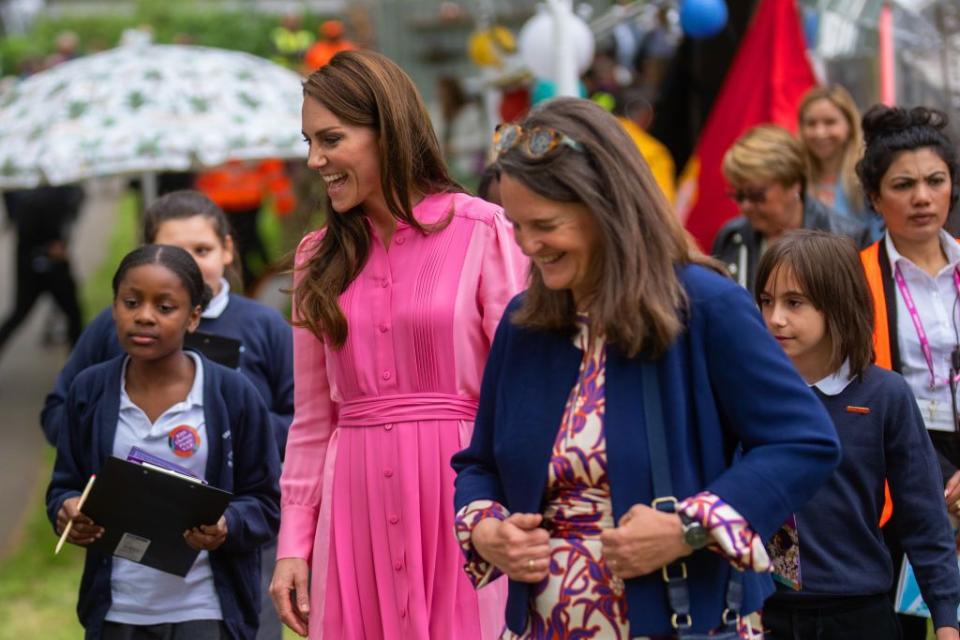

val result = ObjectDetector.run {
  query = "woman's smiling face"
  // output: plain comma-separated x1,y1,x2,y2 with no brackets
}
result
302,96,383,214
500,173,601,304
800,98,851,164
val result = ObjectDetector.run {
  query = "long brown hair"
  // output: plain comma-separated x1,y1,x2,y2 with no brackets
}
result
498,97,722,357
754,229,874,377
293,50,462,345
798,85,864,212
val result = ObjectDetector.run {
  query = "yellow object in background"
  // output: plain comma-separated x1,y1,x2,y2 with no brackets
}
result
468,26,517,68
618,117,677,206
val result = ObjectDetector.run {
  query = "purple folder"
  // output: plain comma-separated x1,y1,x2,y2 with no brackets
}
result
126,446,207,484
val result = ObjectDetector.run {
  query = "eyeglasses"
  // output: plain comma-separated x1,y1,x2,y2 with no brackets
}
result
493,123,583,159
726,186,769,204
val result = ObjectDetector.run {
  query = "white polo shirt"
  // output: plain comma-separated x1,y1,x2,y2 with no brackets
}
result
105,351,223,624
202,278,230,320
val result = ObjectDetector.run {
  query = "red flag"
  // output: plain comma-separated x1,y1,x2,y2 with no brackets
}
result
678,0,816,251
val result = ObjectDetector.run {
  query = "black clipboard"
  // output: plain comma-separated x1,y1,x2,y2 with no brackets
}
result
81,456,232,577
184,331,242,369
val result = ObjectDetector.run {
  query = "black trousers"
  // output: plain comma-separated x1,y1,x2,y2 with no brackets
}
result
763,594,902,640
0,257,82,356
100,619,227,640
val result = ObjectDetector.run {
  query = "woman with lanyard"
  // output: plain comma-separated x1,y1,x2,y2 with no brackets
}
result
858,104,960,640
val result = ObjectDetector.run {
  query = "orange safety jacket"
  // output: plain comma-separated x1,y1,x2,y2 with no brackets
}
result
860,241,895,527
196,159,295,216
303,40,356,73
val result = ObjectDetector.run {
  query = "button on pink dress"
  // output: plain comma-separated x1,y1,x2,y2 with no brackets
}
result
278,192,527,639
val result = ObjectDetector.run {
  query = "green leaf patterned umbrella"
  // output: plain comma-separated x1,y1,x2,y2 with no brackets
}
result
0,42,306,188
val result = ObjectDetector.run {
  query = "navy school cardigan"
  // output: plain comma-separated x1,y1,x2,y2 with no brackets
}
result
40,296,294,455
452,264,842,637
46,352,281,640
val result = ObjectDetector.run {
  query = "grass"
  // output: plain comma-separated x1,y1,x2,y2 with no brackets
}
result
0,449,86,639
79,191,140,322
0,190,139,640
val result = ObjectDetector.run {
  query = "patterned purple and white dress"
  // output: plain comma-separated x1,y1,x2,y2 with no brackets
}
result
455,318,768,639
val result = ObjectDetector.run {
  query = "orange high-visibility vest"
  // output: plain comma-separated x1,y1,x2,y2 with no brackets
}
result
859,240,895,528
196,159,294,216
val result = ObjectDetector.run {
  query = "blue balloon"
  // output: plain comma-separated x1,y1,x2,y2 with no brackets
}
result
680,0,728,39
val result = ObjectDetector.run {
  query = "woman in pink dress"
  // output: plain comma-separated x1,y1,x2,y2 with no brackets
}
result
269,50,525,639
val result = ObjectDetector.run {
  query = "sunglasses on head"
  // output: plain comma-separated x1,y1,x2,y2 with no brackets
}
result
493,123,583,159
727,187,769,204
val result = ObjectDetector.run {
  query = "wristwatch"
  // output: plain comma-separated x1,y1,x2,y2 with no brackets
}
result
678,512,710,550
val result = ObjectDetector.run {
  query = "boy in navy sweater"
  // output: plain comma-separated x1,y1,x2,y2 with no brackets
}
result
755,230,960,639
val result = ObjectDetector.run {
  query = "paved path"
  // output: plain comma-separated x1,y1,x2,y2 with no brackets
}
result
0,179,122,560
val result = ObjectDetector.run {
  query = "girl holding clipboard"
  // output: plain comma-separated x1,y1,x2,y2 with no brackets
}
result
47,245,280,640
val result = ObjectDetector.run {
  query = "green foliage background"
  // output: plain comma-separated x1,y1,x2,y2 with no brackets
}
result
1,0,330,75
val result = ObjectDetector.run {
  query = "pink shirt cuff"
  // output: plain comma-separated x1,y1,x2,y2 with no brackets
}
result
277,504,319,562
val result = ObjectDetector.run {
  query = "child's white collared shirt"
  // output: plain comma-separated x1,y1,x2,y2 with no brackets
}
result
105,351,223,625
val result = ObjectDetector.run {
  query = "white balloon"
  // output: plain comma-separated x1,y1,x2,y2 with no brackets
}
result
518,7,596,82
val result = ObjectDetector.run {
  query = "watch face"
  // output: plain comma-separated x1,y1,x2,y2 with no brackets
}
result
684,524,710,550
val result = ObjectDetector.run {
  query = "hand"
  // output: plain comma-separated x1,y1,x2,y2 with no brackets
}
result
935,626,960,640
270,557,310,637
944,471,960,517
56,496,103,546
471,513,551,583
183,516,228,552
600,504,691,579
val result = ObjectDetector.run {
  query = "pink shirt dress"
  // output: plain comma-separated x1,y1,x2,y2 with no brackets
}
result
278,192,528,639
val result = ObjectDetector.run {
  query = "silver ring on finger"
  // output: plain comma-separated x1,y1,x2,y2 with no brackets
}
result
527,558,535,570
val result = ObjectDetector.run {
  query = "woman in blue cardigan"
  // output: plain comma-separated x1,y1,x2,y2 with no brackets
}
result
451,98,842,639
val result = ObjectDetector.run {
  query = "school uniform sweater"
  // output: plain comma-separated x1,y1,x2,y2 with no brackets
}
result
46,353,281,640
40,296,293,455
769,365,960,630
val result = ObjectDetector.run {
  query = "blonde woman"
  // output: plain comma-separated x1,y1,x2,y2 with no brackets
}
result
712,125,871,291
798,85,882,240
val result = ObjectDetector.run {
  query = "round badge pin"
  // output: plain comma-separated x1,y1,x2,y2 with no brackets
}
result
168,424,201,458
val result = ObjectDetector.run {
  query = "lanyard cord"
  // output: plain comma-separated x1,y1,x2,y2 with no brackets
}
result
893,264,960,390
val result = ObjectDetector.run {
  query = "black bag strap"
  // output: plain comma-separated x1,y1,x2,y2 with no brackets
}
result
640,361,743,636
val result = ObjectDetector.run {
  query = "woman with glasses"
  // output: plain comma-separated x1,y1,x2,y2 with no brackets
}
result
857,105,960,640
270,50,525,639
452,97,841,639
712,124,871,291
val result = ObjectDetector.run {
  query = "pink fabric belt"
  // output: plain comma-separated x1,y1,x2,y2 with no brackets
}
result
337,392,479,428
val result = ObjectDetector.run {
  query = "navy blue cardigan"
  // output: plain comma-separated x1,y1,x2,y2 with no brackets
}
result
452,265,842,636
46,353,281,640
40,295,294,455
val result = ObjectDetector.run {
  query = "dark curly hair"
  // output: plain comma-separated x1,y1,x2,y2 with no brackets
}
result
856,105,959,213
